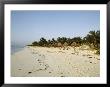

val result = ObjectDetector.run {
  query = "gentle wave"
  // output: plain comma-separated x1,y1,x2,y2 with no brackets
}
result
11,45,25,55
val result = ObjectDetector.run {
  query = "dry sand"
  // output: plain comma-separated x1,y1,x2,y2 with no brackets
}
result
11,46,100,77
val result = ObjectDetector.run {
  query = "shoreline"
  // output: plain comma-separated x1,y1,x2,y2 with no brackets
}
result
11,45,100,77
11,46,26,55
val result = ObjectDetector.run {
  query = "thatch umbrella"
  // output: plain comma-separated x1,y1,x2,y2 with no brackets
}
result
71,42,77,47
63,42,68,50
54,42,58,47
71,42,77,52
57,42,62,50
57,42,62,47
63,42,68,46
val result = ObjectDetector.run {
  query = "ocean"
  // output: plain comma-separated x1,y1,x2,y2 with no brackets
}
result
11,44,25,54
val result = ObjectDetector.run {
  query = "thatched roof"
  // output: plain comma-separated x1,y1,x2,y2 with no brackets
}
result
57,42,62,47
71,42,77,46
63,42,68,46
80,45,90,50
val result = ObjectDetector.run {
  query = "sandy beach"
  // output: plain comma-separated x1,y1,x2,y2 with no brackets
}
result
11,46,100,77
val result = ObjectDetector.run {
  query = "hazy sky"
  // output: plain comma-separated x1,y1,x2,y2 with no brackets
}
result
11,10,100,45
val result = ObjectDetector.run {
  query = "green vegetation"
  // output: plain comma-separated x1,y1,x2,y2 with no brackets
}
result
28,30,100,54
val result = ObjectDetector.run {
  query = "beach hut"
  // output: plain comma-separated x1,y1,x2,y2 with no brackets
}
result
63,42,68,46
57,42,62,50
71,42,77,47
63,42,68,50
54,42,58,47
71,42,77,52
57,42,62,47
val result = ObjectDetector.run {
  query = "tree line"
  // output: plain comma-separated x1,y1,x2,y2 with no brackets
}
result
28,30,100,54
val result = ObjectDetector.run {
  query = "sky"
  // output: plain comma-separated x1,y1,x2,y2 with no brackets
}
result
11,10,100,45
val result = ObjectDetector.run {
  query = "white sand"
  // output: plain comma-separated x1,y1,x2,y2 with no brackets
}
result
11,46,100,77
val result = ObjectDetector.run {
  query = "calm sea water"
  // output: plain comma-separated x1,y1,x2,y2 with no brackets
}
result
11,44,25,54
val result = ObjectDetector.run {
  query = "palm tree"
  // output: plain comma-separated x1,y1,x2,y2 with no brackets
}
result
84,30,100,50
95,30,100,49
66,38,72,46
72,37,82,45
39,37,47,46
51,38,57,47
32,41,38,46
29,30,100,54
85,30,100,54
47,40,51,47
89,31,96,46
57,37,67,44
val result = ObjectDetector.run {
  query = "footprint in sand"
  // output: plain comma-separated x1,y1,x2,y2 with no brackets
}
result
61,73,63,74
88,56,92,58
71,53,75,54
49,72,52,73
32,52,38,54
45,64,49,68
87,54,91,56
37,59,40,61
61,76,65,77
39,61,43,63
18,69,22,70
82,54,86,56
60,73,65,77
28,72,32,74
39,63,42,65
90,62,92,63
